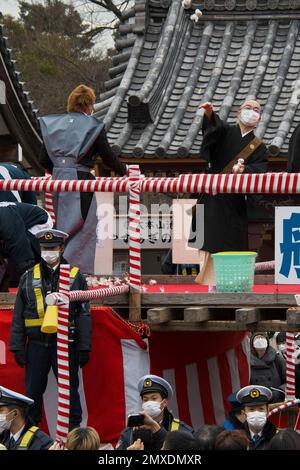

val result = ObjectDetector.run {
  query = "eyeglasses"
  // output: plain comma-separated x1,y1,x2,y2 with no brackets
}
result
240,105,261,114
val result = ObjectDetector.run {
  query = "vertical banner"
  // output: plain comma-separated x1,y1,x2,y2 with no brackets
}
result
94,192,113,275
275,207,300,284
172,199,201,264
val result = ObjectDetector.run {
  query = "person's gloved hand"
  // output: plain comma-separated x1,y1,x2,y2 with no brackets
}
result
78,351,89,368
14,350,26,368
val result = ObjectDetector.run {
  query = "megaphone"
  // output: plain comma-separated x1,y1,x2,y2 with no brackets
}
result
41,305,58,334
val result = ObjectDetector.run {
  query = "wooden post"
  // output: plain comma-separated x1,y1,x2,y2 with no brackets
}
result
147,307,171,325
129,286,141,322
184,307,211,322
235,307,260,324
286,307,300,326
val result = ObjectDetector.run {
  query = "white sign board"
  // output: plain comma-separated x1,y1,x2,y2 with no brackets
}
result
172,199,199,264
275,206,300,284
95,192,113,275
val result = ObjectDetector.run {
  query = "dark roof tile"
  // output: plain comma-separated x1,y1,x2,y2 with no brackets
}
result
0,18,41,169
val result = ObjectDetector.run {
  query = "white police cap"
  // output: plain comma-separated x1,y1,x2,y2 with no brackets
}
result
0,386,34,408
236,385,272,405
35,228,69,246
138,374,173,400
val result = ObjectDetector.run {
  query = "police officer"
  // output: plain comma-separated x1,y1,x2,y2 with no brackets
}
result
10,229,92,429
0,386,53,450
223,392,246,431
0,162,37,205
236,385,276,450
116,374,193,450
0,202,52,279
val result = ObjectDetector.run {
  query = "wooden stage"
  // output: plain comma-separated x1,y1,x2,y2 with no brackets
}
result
1,275,300,332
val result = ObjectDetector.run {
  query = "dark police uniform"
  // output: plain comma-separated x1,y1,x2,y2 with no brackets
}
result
0,202,50,276
223,392,245,431
10,229,92,428
116,374,193,450
0,386,53,450
0,162,37,205
236,385,276,450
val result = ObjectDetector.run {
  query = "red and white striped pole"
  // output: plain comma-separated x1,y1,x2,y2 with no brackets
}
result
44,172,56,225
56,265,71,443
286,332,296,401
128,166,141,291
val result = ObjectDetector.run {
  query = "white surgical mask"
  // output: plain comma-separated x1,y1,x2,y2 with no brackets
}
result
41,250,60,265
0,411,14,434
240,109,260,127
246,411,267,430
253,337,268,349
142,401,162,419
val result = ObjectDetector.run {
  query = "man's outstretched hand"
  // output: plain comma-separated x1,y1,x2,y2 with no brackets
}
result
199,102,213,120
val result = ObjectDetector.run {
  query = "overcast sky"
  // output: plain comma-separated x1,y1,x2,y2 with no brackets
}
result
0,0,115,51
0,0,19,16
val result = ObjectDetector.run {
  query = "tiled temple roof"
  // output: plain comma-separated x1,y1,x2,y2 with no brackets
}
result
96,0,300,159
0,19,42,171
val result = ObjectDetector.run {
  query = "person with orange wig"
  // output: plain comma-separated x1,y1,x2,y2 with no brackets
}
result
39,85,127,274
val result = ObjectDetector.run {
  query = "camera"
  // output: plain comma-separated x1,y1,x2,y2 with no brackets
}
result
127,414,145,428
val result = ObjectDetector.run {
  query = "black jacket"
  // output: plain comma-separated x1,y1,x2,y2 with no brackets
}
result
10,258,91,353
0,203,49,275
0,418,53,450
244,421,276,450
116,408,193,450
288,123,300,172
250,347,286,402
0,162,37,205
189,112,268,252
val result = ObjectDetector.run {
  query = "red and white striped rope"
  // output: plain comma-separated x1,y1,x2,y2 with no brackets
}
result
46,284,129,306
32,173,56,224
56,265,71,443
286,332,296,401
255,260,275,272
2,172,300,194
268,398,300,417
128,166,141,290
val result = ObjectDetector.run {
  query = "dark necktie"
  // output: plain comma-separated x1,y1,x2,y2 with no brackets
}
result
8,436,15,449
252,434,260,443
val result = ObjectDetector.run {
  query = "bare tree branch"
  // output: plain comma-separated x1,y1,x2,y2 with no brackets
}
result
85,24,117,38
87,0,125,21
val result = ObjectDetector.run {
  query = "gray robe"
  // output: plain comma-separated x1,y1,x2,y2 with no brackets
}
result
40,113,105,274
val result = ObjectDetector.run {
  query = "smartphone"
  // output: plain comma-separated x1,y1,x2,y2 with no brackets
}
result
127,414,145,428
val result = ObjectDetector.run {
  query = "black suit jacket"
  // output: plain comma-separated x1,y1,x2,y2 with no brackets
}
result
0,419,53,450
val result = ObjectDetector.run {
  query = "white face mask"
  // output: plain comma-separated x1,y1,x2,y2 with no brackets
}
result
0,411,14,434
240,108,260,127
253,337,268,349
246,411,267,430
142,401,162,419
41,250,60,265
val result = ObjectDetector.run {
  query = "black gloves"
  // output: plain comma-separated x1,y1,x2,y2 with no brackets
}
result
14,350,26,368
78,351,89,368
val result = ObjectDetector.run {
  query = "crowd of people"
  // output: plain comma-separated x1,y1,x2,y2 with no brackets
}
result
1,371,300,451
0,85,299,452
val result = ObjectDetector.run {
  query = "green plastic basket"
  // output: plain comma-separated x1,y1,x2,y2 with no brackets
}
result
212,251,257,293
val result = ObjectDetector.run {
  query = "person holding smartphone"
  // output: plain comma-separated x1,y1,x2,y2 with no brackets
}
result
116,374,192,450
